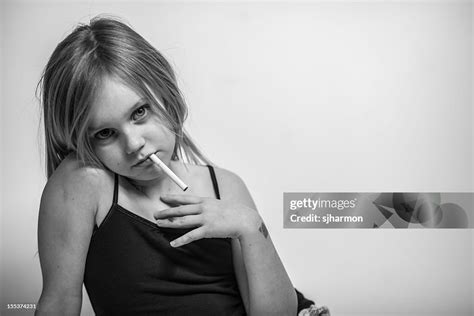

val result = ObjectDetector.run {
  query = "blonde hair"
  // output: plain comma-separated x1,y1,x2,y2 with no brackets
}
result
37,16,212,178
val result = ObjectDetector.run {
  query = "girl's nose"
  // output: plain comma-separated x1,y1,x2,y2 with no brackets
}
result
123,130,145,155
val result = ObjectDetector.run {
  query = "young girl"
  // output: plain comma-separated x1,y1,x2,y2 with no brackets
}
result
35,16,329,316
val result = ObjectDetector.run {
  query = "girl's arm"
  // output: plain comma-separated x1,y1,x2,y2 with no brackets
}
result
217,168,298,316
35,164,102,316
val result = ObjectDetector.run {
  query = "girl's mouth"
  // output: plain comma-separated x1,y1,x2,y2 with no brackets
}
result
135,159,153,167
134,151,160,167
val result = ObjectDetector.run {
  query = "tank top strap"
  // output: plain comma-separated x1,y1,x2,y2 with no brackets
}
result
113,173,119,204
206,165,221,200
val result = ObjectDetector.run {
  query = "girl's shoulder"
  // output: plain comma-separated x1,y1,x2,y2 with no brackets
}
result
208,164,257,209
47,153,113,189
185,163,252,203
44,153,114,217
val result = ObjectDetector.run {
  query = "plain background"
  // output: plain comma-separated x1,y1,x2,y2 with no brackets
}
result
1,1,473,315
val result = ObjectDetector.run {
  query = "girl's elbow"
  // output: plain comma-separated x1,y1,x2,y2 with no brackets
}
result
287,289,298,316
249,294,298,316
35,291,82,316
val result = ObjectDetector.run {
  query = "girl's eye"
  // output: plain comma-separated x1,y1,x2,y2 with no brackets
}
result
95,129,114,140
132,105,149,120
92,105,150,141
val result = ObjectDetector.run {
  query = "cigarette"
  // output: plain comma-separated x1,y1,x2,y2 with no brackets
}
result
149,154,188,191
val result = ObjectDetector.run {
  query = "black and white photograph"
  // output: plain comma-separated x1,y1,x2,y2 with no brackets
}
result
1,1,473,315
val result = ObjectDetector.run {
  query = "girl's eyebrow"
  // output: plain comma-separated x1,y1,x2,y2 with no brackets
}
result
88,98,146,132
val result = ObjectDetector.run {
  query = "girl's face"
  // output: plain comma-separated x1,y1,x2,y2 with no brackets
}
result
88,75,175,183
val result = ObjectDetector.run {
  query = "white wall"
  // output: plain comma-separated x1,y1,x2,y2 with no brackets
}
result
1,1,472,315
0,0,4,312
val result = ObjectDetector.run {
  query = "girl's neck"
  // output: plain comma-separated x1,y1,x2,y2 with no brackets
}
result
125,160,186,199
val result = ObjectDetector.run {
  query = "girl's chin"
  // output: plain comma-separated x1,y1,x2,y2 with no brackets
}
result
129,164,165,179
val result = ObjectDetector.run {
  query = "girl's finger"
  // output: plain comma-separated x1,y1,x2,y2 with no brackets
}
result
153,204,201,220
160,194,203,205
156,214,202,229
170,226,207,247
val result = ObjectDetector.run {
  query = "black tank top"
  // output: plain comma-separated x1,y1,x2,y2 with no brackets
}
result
84,165,246,315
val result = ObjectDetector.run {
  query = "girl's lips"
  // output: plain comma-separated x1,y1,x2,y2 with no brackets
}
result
135,159,153,167
134,151,160,167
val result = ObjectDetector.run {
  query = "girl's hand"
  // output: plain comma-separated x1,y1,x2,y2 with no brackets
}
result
153,194,261,247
